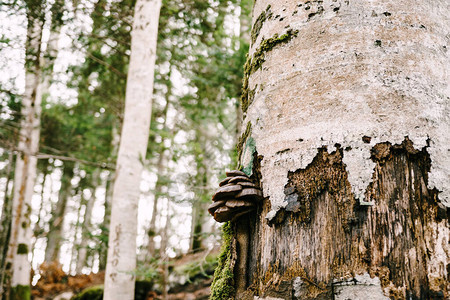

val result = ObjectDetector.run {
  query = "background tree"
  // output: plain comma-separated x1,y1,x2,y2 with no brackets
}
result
221,1,450,299
6,0,46,298
103,0,162,298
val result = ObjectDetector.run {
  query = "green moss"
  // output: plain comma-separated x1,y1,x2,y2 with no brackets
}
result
237,122,252,166
210,222,235,300
240,29,299,112
10,284,31,300
71,285,103,300
251,5,272,44
242,137,256,177
17,243,28,254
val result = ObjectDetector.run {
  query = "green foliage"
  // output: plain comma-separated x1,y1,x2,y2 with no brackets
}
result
210,222,235,300
134,259,159,282
10,284,31,300
174,253,218,283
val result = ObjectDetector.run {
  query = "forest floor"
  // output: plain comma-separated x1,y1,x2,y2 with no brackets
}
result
31,248,219,300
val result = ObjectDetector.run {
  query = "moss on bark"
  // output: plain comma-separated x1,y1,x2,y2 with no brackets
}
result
10,284,31,300
241,29,298,112
210,222,235,300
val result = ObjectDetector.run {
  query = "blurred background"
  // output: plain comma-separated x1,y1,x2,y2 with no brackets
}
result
0,0,252,298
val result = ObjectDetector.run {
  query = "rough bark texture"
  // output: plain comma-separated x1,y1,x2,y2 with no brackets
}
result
229,0,450,299
103,0,161,298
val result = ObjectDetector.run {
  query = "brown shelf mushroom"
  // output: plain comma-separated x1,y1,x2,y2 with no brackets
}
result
208,170,263,223
226,170,247,177
212,184,242,201
219,177,233,186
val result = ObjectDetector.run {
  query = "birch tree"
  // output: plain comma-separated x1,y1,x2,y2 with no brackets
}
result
214,0,450,299
103,0,162,298
6,0,45,298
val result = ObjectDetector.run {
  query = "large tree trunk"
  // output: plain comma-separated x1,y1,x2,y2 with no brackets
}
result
6,1,45,298
103,0,161,298
220,1,450,299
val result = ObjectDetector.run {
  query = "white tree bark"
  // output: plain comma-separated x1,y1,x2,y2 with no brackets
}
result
8,3,44,292
103,0,161,298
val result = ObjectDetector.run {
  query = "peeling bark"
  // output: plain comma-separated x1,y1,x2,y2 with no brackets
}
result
231,0,450,299
235,142,449,299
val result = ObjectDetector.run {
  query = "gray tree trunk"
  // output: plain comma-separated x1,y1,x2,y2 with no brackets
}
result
226,1,450,299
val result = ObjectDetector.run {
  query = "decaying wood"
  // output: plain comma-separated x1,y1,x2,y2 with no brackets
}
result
236,143,449,299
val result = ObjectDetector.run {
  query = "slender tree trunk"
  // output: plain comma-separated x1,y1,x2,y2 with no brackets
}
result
76,170,99,274
41,0,64,99
99,125,120,270
69,184,83,275
147,154,166,258
103,0,161,298
98,170,113,270
44,163,74,263
147,83,171,258
30,160,50,266
223,1,450,299
159,199,170,300
0,151,14,296
6,1,45,298
189,132,209,253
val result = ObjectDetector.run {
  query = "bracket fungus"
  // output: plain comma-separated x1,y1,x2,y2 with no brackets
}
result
208,170,263,222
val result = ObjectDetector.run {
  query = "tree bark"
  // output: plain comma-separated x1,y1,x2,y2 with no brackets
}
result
228,1,449,299
6,1,45,297
103,0,161,298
